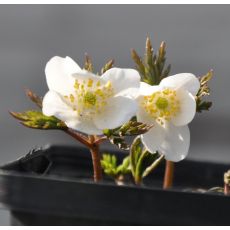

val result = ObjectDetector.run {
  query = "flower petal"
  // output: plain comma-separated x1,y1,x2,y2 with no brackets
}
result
65,118,103,135
45,56,81,95
93,96,137,130
101,68,140,97
71,71,100,82
140,123,166,153
171,89,196,126
137,105,166,153
42,91,102,135
139,82,160,96
43,90,77,121
159,124,190,162
160,73,200,96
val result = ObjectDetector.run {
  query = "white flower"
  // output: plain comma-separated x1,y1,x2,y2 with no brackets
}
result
137,73,200,162
42,56,140,135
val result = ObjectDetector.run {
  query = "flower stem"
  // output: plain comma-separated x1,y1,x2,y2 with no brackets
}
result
65,130,103,182
163,160,174,189
65,129,90,147
224,184,230,195
89,135,102,182
224,170,230,195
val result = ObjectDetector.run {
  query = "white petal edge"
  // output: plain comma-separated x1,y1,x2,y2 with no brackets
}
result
43,91,102,135
93,96,137,130
65,118,103,135
159,124,190,162
101,68,140,97
160,73,200,96
141,123,166,154
139,82,161,96
43,90,77,120
45,56,81,95
171,89,196,126
137,106,166,153
71,71,100,83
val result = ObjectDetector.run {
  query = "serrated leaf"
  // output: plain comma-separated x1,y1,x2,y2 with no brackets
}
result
10,110,67,130
101,59,114,74
129,137,164,184
131,49,146,78
101,154,118,177
101,153,131,179
196,100,212,113
131,37,171,86
196,70,213,113
116,156,131,175
84,53,93,72
103,120,152,138
108,136,129,150
130,137,142,175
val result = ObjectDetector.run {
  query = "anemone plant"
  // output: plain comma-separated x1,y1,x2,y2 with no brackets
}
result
10,37,213,188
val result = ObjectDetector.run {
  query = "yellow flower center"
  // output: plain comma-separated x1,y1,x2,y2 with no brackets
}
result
64,78,114,118
155,97,169,110
83,92,97,106
142,88,180,125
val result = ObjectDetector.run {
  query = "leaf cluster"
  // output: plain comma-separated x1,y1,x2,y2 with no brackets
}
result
10,89,67,130
10,110,66,130
196,70,213,112
101,154,131,178
101,137,164,185
103,120,152,150
130,137,164,184
131,37,171,85
83,53,114,74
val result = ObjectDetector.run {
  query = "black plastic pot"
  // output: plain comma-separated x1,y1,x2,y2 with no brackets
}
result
0,145,229,226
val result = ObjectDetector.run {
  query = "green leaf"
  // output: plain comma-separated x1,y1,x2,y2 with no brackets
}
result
101,153,131,178
129,137,164,184
131,37,171,85
196,70,213,113
101,154,118,177
107,136,130,151
104,121,152,138
142,154,164,178
116,156,131,175
10,110,67,130
130,137,142,176
103,120,152,151
101,59,114,74
84,53,94,72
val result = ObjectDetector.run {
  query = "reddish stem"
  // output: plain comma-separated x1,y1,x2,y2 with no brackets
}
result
89,135,102,182
65,130,103,182
224,184,230,195
163,160,174,189
94,136,107,145
65,129,90,147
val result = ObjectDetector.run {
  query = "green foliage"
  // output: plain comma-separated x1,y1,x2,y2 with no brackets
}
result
10,89,67,130
196,70,213,112
130,137,164,184
131,37,171,85
84,53,114,74
101,59,114,74
101,137,165,185
84,53,94,72
10,110,67,130
101,154,131,178
103,120,152,150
